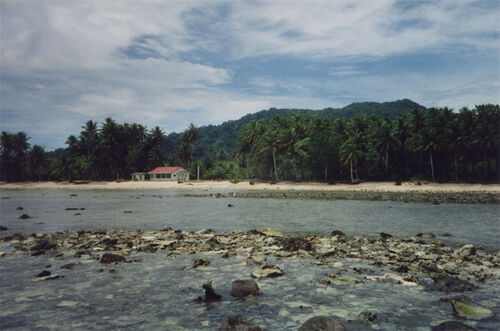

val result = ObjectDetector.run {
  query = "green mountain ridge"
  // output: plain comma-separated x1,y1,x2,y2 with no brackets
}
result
163,98,427,158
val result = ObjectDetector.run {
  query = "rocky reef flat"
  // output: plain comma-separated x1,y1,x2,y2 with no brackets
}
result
2,227,499,330
183,190,500,204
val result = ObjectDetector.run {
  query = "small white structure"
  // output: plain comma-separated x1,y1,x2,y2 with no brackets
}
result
131,172,148,181
148,166,189,181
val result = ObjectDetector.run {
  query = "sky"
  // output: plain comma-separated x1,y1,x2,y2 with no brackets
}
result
1,0,499,150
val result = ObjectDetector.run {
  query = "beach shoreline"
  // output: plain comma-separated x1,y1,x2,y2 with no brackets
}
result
1,180,500,193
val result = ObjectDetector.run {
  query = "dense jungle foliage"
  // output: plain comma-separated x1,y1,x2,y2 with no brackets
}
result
1,102,498,182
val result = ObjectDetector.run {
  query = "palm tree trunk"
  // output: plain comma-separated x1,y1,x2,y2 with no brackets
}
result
272,150,278,182
430,150,435,181
385,148,389,174
324,165,328,181
350,159,354,183
454,152,459,182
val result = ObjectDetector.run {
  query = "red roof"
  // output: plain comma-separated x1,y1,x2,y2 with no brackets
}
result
148,166,186,174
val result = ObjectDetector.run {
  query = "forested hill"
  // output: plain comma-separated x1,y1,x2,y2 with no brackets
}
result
163,98,426,158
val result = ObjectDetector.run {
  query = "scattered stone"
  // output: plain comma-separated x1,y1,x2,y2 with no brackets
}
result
365,273,418,286
426,274,477,292
251,264,284,279
60,263,87,271
227,204,234,207
249,181,255,185
431,321,476,331
261,228,284,237
230,280,261,298
379,232,393,239
417,232,436,238
199,281,222,302
30,239,58,254
100,253,126,264
193,258,210,268
280,237,313,252
65,208,79,211
220,315,261,331
34,270,60,281
16,206,24,210
124,211,132,213
442,233,453,237
298,316,346,331
69,194,78,197
19,214,32,219
433,200,440,205
395,181,402,186
331,230,346,237
358,311,377,323
74,213,81,216
320,275,362,285
0,225,8,231
451,298,494,320
0,252,5,258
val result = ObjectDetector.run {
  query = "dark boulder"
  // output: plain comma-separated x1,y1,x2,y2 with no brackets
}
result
193,258,210,268
442,233,453,237
280,237,313,252
220,315,261,331
36,270,51,278
358,311,377,323
379,232,393,239
65,208,79,211
205,237,220,246
0,225,8,231
417,232,436,238
431,321,476,331
100,253,126,264
298,316,346,331
16,206,23,210
331,230,346,237
426,274,477,292
30,239,58,254
247,229,265,236
19,214,32,219
227,204,234,207
230,280,261,298
201,281,222,302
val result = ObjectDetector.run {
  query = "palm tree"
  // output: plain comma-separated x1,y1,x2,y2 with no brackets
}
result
340,135,363,182
446,118,470,181
373,120,399,175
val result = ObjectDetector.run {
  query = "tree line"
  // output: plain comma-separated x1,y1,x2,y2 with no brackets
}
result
236,105,499,182
1,104,499,182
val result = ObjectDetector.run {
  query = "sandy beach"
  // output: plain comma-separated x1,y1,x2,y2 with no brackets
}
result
1,180,499,193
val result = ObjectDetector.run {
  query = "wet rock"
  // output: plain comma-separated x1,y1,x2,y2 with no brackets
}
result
246,229,265,236
100,253,126,264
200,281,222,302
451,298,494,320
69,194,78,197
431,321,476,331
379,232,393,239
251,264,284,279
261,228,284,237
227,204,234,207
60,263,87,271
365,273,418,286
220,315,261,331
426,274,477,292
0,252,5,258
417,232,436,238
74,213,81,216
442,233,453,237
358,311,377,323
0,225,8,231
36,270,51,278
34,270,60,281
16,206,24,210
247,255,266,265
230,280,262,298
193,258,210,268
124,211,132,213
205,237,220,246
65,208,79,211
30,238,58,254
298,316,346,331
19,214,32,219
331,230,346,237
320,275,362,285
280,237,313,252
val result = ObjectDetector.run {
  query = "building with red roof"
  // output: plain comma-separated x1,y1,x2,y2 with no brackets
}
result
131,166,189,181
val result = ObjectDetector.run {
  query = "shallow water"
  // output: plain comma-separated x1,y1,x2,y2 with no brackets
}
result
0,189,499,330
1,189,499,249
